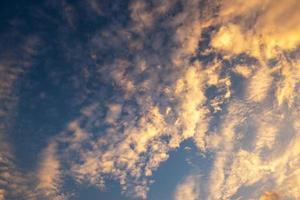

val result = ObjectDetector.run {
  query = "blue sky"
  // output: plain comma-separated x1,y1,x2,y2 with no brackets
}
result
1,0,300,200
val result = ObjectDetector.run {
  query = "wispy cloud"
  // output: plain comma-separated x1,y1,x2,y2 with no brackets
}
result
174,175,200,200
36,142,67,200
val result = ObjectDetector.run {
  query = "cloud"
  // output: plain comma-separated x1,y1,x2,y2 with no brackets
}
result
212,0,300,59
53,1,212,198
0,34,42,200
233,65,253,78
56,55,231,199
211,24,249,55
86,0,103,15
37,0,300,200
0,135,36,200
246,66,273,103
0,136,13,200
174,62,208,140
2,0,300,199
0,189,4,200
174,175,200,200
36,142,66,200
48,0,300,199
259,192,280,200
105,103,122,124
67,104,171,199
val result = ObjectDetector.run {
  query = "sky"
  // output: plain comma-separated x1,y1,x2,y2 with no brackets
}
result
0,0,300,200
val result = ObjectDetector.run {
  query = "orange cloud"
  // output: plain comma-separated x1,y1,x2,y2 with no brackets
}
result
259,191,280,200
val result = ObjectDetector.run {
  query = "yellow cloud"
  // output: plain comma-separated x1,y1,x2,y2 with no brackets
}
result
211,24,251,55
214,0,300,59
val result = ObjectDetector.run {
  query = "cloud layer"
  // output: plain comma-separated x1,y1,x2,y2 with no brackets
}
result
1,0,300,199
